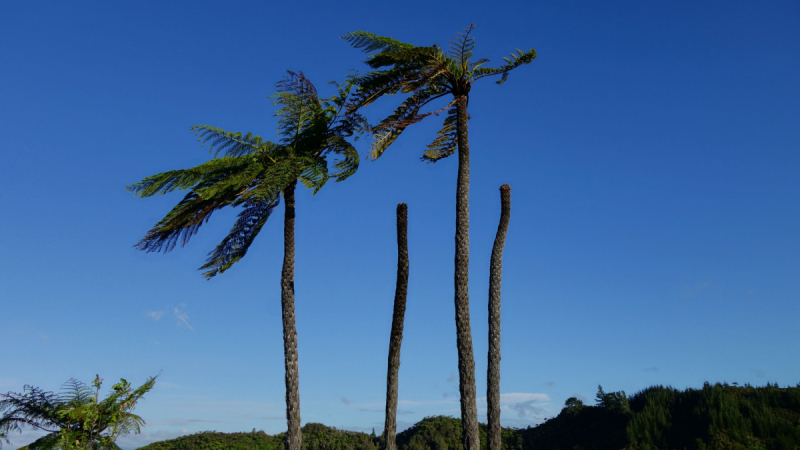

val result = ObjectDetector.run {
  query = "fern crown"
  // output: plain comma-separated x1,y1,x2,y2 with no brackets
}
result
342,24,536,162
127,72,367,278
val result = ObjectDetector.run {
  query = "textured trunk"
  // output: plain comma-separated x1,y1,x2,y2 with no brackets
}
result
383,203,409,450
454,95,480,450
487,185,511,450
281,180,302,450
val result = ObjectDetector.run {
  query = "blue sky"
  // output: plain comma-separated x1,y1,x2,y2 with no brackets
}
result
1,1,798,448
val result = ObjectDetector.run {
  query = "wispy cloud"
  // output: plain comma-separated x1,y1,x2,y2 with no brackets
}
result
508,400,546,418
148,311,165,321
495,393,549,404
174,308,194,331
680,280,715,298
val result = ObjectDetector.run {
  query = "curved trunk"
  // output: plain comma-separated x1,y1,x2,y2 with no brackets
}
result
281,180,302,450
454,94,479,450
383,203,410,450
487,185,511,450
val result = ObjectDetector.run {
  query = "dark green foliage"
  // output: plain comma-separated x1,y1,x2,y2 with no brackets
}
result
136,423,378,450
342,24,536,162
134,383,800,450
1,376,156,450
136,430,283,450
520,383,800,450
128,72,366,279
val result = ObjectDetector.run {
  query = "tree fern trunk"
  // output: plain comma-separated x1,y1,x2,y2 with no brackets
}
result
487,185,511,450
281,180,302,450
454,94,479,450
383,203,409,450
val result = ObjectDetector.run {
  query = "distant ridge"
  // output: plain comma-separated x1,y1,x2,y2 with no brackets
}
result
135,383,800,450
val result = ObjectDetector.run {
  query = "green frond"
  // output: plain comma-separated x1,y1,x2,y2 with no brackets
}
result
297,156,329,194
134,191,234,253
368,87,446,159
330,143,360,182
422,107,460,163
126,156,254,197
272,71,324,145
341,31,414,53
365,46,439,70
191,125,265,157
473,48,536,84
448,23,476,67
200,198,280,279
370,127,404,160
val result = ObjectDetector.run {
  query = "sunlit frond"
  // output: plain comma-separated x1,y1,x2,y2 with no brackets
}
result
126,157,254,197
191,125,265,157
473,48,536,84
341,31,414,53
422,107,460,163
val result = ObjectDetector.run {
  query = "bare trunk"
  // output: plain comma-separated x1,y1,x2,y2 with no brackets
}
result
383,203,409,450
281,180,302,450
487,185,511,450
454,95,479,450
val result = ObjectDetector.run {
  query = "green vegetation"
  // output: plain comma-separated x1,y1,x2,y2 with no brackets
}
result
0,375,156,450
134,383,800,450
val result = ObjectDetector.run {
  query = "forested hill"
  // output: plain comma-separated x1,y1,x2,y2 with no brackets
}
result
136,383,800,450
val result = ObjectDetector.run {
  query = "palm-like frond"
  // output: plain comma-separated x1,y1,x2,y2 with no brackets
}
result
448,24,476,70
422,107,460,163
191,125,266,157
273,71,324,146
0,386,63,446
126,156,254,198
131,156,265,254
368,87,450,159
473,48,537,84
341,31,414,53
200,198,279,279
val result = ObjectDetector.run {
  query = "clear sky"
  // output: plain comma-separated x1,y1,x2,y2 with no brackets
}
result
1,1,798,449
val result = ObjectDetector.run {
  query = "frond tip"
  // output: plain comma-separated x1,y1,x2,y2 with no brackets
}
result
200,198,279,279
341,31,414,53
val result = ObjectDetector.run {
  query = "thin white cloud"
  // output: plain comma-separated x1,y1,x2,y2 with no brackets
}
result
148,311,165,321
477,393,549,404
174,308,194,331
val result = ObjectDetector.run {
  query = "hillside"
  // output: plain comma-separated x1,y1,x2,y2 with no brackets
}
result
136,383,800,450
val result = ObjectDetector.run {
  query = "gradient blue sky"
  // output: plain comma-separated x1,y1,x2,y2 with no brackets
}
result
1,1,798,449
